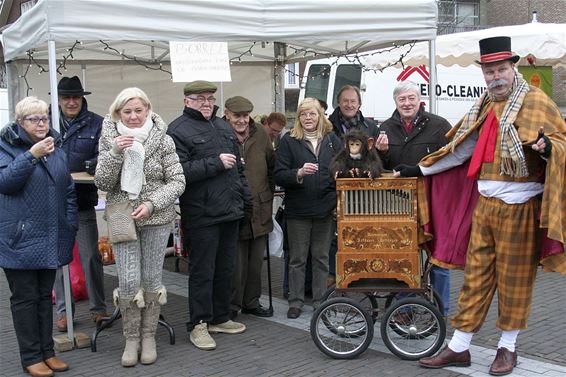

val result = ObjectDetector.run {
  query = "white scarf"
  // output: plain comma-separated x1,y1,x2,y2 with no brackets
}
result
117,113,153,199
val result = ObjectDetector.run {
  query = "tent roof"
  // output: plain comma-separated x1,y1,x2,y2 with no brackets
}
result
367,22,566,69
1,0,438,64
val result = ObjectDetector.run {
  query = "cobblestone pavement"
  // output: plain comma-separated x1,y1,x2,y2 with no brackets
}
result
0,255,564,377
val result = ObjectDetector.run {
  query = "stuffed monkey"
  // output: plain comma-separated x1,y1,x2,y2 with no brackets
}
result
331,129,384,179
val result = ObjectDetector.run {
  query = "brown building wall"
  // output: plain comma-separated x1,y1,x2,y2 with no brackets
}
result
482,0,566,110
484,0,566,25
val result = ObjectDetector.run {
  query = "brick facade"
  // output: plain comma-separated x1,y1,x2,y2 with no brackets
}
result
480,0,566,111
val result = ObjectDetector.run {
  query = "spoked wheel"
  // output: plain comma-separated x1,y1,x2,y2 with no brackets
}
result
322,285,379,324
311,297,374,359
380,297,445,360
385,289,444,318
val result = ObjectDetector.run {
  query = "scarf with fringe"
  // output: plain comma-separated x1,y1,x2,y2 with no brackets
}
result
452,72,530,177
117,113,152,199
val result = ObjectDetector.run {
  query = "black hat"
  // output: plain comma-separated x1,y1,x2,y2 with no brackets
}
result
475,36,520,65
57,76,91,96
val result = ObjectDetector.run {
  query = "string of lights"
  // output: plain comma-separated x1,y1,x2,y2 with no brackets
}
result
20,41,82,95
229,42,258,63
98,40,172,76
18,40,414,95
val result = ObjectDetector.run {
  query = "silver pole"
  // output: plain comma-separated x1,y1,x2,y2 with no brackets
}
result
48,40,74,343
428,39,438,114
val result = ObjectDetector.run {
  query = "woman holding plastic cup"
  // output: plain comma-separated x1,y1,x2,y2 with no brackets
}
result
274,97,341,319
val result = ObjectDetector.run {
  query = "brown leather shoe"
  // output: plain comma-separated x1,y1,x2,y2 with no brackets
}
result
24,362,53,377
287,307,302,319
489,347,517,376
44,357,69,372
91,311,108,323
419,345,471,368
55,315,67,332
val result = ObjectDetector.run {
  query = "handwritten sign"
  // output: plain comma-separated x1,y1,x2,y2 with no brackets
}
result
169,41,231,82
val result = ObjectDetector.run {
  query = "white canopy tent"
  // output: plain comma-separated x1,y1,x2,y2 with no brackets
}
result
367,22,566,69
0,0,439,343
1,0,439,120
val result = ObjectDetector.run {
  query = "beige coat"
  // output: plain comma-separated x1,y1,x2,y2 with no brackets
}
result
95,112,185,227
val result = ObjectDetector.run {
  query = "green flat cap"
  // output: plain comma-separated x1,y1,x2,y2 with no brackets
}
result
184,80,217,96
225,96,254,113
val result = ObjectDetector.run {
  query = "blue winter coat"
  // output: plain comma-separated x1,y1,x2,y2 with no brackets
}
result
55,98,103,210
0,123,78,269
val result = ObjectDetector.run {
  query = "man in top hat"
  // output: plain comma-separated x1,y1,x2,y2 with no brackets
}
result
52,76,107,331
167,81,252,351
222,96,275,320
394,36,566,375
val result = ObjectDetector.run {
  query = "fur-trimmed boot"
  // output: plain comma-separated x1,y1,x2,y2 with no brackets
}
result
115,288,145,367
140,287,167,365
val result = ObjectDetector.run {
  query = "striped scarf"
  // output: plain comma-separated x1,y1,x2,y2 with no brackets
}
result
452,72,530,177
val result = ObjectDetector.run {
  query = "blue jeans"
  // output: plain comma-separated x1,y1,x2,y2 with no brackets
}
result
430,265,450,316
396,265,450,316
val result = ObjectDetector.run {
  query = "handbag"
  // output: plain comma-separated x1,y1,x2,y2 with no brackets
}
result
105,201,137,243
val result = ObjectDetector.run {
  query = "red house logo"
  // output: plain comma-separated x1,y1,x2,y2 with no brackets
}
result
397,65,430,83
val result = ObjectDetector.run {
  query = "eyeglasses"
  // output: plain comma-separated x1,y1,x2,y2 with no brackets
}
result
187,96,216,104
268,124,284,135
24,117,49,125
299,112,318,119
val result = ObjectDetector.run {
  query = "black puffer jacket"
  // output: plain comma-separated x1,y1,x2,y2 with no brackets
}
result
378,109,452,169
274,131,341,218
167,106,252,228
328,108,379,139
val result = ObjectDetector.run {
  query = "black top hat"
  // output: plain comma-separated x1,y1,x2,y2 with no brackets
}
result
475,36,520,65
56,76,91,96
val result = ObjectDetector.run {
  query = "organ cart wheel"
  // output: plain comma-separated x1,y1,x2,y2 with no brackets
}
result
380,297,445,360
310,297,374,359
384,288,444,327
322,285,379,325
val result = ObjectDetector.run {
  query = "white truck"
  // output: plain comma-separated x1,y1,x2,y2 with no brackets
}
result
298,57,488,126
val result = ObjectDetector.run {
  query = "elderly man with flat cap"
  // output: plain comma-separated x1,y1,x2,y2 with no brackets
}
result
167,81,252,351
51,76,107,332
222,96,275,319
394,37,566,375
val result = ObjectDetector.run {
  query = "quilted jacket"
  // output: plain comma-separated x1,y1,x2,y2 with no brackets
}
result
0,122,78,269
95,112,186,227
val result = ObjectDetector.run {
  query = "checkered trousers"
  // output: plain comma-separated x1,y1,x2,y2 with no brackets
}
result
451,195,540,332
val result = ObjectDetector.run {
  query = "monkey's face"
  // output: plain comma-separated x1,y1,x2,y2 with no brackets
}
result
349,139,363,155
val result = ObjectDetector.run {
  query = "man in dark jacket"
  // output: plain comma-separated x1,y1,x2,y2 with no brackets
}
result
223,96,275,319
378,80,452,318
167,81,252,351
52,76,106,332
328,85,379,140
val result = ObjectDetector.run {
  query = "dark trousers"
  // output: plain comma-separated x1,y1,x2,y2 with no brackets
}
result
186,220,239,330
3,268,57,368
231,235,267,311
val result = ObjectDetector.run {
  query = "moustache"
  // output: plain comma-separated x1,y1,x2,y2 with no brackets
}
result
488,79,508,89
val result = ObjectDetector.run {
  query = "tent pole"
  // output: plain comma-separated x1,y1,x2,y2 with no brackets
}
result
428,39,437,114
274,42,286,113
5,61,19,120
81,64,87,89
48,40,75,345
